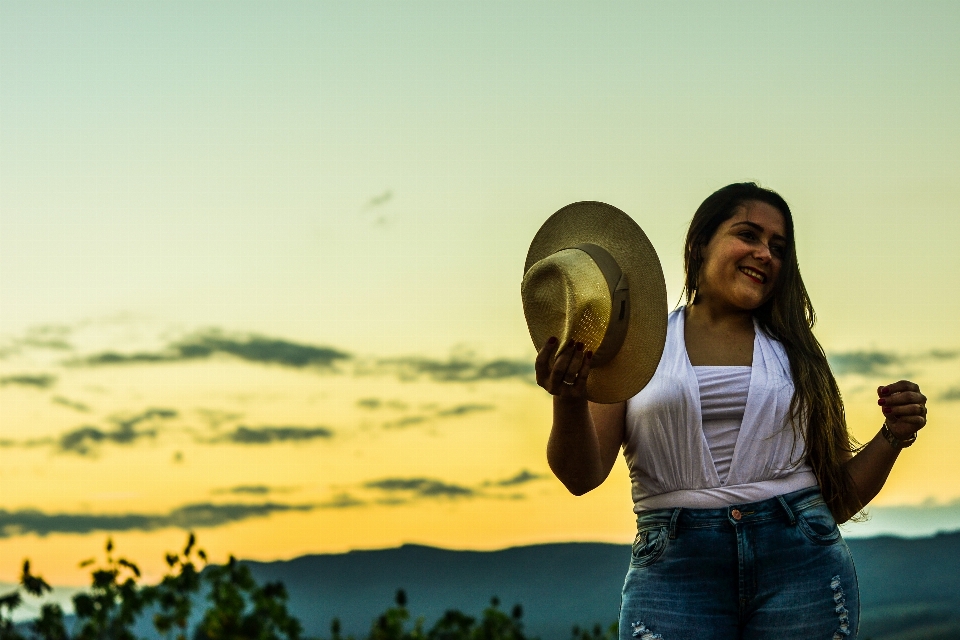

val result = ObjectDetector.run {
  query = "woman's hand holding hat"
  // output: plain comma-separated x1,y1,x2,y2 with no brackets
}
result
536,337,594,398
521,201,668,403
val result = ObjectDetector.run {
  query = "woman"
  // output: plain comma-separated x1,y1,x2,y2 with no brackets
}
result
535,183,928,639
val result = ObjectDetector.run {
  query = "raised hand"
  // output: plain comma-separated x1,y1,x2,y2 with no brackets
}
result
877,380,928,442
535,337,593,399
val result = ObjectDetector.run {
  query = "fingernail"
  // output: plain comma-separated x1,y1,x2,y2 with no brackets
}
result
586,350,593,359
547,336,557,345
881,386,890,396
877,398,886,406
882,406,891,414
575,342,584,351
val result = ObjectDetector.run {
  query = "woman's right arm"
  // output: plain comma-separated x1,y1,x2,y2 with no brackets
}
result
536,338,626,496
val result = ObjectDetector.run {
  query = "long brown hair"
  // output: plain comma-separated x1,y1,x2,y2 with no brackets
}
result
682,182,862,521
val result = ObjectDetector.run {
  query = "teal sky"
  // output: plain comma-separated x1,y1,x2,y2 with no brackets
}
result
3,1,959,359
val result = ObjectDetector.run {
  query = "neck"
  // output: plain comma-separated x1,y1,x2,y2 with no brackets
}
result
686,298,754,332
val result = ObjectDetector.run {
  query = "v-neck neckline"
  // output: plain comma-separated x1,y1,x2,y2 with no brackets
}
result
678,307,759,487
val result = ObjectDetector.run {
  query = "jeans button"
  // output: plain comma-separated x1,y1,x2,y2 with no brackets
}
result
731,509,742,521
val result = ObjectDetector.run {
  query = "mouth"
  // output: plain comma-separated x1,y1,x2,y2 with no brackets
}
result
739,266,767,284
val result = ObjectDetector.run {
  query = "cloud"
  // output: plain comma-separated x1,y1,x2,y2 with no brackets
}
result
214,425,334,445
436,404,494,417
78,333,350,369
319,493,366,509
382,416,429,429
0,502,314,538
114,408,177,431
827,351,900,376
357,398,409,411
0,436,53,449
58,408,178,456
369,356,534,383
0,326,72,358
365,477,475,498
52,396,91,412
0,374,56,389
212,485,294,496
488,469,545,487
939,387,960,402
381,403,495,429
363,190,393,209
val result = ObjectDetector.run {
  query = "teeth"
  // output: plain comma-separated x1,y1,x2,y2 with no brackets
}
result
740,267,766,283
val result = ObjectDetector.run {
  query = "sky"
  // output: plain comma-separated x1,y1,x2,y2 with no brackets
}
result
1,1,959,587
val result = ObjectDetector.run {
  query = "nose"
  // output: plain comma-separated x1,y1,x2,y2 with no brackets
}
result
754,242,773,262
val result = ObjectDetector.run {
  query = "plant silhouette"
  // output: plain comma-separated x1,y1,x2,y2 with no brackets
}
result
0,535,614,640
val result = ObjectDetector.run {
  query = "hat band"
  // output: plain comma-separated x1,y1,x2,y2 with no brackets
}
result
572,243,630,367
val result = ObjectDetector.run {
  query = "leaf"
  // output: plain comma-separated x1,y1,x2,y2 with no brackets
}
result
21,560,52,597
0,590,22,612
118,558,141,578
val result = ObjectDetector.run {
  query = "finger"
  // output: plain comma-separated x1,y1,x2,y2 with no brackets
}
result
534,337,559,384
548,340,579,388
572,350,593,394
560,342,586,387
882,403,927,421
878,391,926,407
879,380,921,397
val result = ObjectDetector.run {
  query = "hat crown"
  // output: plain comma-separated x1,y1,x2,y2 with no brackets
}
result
521,248,612,356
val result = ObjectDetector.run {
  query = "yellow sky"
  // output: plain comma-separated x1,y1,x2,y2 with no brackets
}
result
1,323,958,584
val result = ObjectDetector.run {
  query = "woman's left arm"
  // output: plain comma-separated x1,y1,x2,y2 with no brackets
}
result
839,380,928,521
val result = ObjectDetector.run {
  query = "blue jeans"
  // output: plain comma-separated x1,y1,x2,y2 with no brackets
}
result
619,487,859,639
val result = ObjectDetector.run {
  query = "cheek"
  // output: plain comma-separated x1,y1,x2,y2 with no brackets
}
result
768,264,784,288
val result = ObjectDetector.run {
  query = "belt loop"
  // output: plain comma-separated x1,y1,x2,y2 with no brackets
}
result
668,507,682,539
777,495,796,526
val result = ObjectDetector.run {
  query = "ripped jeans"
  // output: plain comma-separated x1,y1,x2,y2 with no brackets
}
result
619,487,859,640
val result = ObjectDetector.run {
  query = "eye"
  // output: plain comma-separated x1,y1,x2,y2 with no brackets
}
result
771,245,786,258
738,230,756,241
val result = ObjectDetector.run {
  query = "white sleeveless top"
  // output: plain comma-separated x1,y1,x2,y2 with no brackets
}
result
623,308,817,512
695,365,751,484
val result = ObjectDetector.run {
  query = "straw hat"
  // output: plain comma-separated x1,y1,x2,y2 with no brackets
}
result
522,201,668,403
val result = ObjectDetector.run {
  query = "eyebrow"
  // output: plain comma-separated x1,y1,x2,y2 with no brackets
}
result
730,221,787,243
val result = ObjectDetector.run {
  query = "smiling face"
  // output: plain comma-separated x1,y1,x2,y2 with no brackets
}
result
695,200,788,313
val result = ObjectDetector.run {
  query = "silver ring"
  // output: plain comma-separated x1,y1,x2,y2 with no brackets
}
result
563,380,576,386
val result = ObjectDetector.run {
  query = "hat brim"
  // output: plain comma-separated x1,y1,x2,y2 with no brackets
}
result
524,201,668,403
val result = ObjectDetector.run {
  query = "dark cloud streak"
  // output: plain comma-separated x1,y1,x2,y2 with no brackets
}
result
0,374,56,389
0,503,314,538
939,387,960,402
78,333,350,369
490,470,544,487
365,478,475,498
214,425,334,445
828,351,900,376
58,408,178,455
369,357,534,383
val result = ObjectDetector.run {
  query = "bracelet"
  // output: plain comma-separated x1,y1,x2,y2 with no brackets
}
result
881,422,917,449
